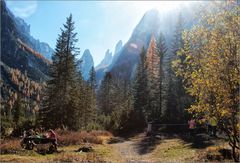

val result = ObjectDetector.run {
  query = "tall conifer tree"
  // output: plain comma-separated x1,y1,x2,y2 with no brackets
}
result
146,36,160,121
133,47,148,126
39,14,79,130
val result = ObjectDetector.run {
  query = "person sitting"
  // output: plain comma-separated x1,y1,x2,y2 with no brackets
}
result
46,129,58,149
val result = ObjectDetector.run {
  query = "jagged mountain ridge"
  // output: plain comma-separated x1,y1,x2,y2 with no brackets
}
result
95,40,123,84
78,49,94,80
95,49,113,70
108,6,197,81
109,9,161,80
7,6,54,60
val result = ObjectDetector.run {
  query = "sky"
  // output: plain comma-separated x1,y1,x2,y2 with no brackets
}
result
6,1,190,65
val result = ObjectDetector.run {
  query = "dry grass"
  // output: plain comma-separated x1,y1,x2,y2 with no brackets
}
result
56,130,111,146
151,139,197,162
0,138,22,154
52,152,104,162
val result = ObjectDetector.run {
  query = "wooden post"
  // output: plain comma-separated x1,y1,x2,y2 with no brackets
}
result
147,122,152,136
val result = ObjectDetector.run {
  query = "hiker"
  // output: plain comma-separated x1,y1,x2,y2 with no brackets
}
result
188,118,196,137
209,116,217,137
47,129,58,149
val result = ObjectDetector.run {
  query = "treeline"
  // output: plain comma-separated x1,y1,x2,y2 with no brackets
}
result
96,15,192,133
17,38,52,65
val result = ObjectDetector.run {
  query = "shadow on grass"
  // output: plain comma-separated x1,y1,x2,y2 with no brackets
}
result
178,133,215,149
135,134,162,155
107,137,128,144
135,127,217,155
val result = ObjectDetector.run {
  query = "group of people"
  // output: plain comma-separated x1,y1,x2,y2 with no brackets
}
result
188,116,218,137
24,128,56,139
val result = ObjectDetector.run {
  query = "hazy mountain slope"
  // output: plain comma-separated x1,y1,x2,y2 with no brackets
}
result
110,9,161,80
1,0,50,82
95,49,113,70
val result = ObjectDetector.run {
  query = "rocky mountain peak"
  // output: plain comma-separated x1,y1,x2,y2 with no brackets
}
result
79,49,94,80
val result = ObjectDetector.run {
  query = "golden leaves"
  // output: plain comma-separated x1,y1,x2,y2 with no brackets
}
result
173,3,240,126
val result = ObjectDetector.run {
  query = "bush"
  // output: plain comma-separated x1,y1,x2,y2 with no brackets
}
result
1,117,14,137
86,122,104,131
0,138,22,154
11,119,35,137
55,130,111,146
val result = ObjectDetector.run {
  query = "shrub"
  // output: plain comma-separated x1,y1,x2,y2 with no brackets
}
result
55,130,111,146
1,117,14,137
0,138,22,154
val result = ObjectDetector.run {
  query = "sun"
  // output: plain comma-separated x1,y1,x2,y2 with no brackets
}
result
131,1,190,13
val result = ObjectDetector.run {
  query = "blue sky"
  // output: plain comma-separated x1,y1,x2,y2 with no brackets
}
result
6,1,188,65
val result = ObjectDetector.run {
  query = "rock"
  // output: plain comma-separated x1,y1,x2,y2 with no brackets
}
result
75,146,93,153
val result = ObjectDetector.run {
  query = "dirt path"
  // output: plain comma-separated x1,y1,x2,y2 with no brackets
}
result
108,134,155,162
107,133,214,163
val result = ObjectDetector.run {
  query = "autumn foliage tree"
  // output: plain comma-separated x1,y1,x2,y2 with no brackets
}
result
146,36,160,121
173,2,240,161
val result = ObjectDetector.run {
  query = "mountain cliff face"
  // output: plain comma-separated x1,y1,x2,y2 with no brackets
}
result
6,3,54,61
96,40,123,84
79,49,94,80
111,40,123,66
1,0,51,82
110,9,161,80
96,49,113,70
109,6,196,81
1,0,53,105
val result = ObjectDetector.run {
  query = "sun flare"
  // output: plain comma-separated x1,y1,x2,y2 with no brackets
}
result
132,1,191,13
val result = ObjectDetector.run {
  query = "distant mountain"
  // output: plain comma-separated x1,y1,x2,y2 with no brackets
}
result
1,0,51,82
109,5,197,81
96,40,123,83
78,49,94,80
96,49,113,70
1,0,53,104
110,9,161,80
111,40,123,66
14,17,54,60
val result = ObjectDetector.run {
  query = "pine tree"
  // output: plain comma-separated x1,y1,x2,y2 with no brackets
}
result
146,35,160,121
133,47,148,127
156,33,167,121
166,13,189,123
12,93,25,126
39,14,79,130
79,67,97,130
97,72,114,115
88,66,96,90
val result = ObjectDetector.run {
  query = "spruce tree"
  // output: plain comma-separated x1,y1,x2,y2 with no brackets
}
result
12,93,25,126
39,14,79,130
146,36,160,121
156,33,167,121
88,66,96,90
133,47,148,126
79,67,97,130
97,72,114,115
166,13,188,123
